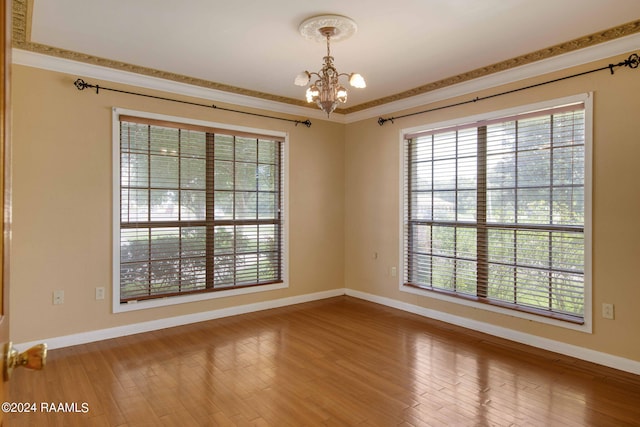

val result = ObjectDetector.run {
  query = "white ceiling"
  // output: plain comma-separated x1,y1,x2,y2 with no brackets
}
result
26,0,640,112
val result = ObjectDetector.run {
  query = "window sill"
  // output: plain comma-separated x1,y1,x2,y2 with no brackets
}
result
400,283,592,333
113,282,288,313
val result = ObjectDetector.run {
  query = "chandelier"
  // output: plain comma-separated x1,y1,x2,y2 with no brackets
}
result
294,15,366,116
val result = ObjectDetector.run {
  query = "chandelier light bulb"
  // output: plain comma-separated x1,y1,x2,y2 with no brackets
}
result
306,85,320,103
336,85,348,103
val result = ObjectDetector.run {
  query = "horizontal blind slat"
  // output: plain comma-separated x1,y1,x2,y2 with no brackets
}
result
119,115,285,142
404,102,584,140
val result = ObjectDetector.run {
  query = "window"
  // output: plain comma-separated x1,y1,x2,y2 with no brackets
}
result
115,112,285,308
402,97,590,324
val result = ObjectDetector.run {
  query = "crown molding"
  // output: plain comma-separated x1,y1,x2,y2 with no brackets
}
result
11,48,344,124
344,32,640,123
343,19,640,115
11,31,640,125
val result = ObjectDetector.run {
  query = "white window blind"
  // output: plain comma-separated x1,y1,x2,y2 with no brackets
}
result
404,102,586,322
118,116,284,303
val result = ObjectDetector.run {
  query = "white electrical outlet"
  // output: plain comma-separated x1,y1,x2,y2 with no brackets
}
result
95,287,105,300
602,303,615,320
53,290,64,305
390,266,397,277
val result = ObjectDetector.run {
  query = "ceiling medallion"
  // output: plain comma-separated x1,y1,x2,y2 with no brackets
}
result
298,15,358,42
294,15,366,116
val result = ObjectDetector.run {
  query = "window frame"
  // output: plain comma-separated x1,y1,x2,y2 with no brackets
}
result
399,94,592,333
112,108,289,313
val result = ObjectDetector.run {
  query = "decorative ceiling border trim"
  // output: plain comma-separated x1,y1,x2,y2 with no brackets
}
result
11,0,640,116
342,18,640,114
10,0,310,110
13,49,346,125
343,32,640,124
11,0,31,44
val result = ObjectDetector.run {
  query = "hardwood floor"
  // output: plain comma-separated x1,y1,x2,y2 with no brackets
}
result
6,296,640,426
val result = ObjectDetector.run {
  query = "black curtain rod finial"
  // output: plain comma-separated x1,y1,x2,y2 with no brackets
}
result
610,53,640,74
626,53,639,69
74,78,88,91
74,78,99,93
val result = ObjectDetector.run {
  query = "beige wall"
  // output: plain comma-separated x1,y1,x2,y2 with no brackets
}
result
345,51,640,362
10,65,345,343
10,49,640,365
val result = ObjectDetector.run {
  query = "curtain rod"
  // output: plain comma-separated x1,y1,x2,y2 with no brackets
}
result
73,78,313,128
377,53,639,126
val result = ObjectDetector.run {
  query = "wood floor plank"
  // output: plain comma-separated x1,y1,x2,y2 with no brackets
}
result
6,296,640,426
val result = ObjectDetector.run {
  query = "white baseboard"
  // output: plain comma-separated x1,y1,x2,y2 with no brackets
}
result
16,288,346,351
345,289,640,376
17,287,640,376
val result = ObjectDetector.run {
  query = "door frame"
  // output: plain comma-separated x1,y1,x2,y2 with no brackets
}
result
0,1,13,422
